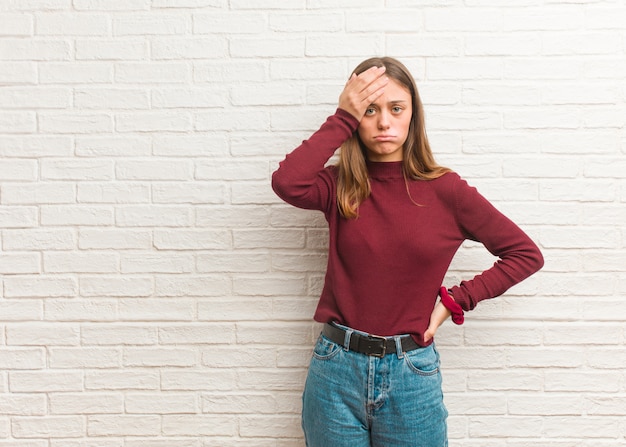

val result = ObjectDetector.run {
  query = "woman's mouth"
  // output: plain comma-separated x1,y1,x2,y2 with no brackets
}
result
374,135,396,142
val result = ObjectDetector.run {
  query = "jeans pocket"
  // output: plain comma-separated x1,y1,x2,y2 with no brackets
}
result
312,334,342,361
403,345,440,376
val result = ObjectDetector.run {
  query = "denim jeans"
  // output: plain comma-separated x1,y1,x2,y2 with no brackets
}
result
302,326,448,447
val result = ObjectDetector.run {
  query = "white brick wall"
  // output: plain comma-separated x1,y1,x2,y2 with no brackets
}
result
0,1,624,445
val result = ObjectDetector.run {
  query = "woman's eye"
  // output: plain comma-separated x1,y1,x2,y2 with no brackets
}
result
392,106,403,113
365,108,376,115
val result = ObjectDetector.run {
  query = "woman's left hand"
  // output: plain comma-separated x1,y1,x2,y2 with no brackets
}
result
423,301,452,343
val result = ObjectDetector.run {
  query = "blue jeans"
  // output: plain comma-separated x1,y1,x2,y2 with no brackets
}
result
302,326,448,447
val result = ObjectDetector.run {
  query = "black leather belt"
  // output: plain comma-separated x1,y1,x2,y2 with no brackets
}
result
322,323,420,357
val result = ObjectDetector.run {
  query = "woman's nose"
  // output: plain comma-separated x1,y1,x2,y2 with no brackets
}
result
377,112,390,129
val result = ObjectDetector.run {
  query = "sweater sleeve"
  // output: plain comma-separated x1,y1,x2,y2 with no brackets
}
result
271,109,359,213
448,176,544,311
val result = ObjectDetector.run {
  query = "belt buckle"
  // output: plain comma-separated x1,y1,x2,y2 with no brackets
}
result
363,334,387,358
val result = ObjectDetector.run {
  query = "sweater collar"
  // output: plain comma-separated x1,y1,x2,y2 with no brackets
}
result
366,160,404,179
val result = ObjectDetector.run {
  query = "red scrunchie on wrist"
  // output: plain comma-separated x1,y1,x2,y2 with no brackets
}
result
439,287,464,325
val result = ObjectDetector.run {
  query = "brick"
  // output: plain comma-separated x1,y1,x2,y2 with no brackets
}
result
465,34,541,56
113,14,188,35
231,37,304,58
162,415,236,436
197,252,269,273
41,205,114,226
469,415,545,438
39,112,113,134
202,392,279,414
122,348,196,367
236,322,310,345
151,87,227,108
80,276,153,297
195,109,270,132
44,252,119,273
508,394,584,416
4,276,77,298
121,253,193,273
346,10,421,32
39,62,112,84
151,37,227,59
49,347,121,368
76,39,148,60
115,111,192,132
116,160,193,180
197,297,272,321
155,275,230,297
87,415,160,436
541,416,621,439
0,135,72,157
85,371,159,390
78,183,150,203
0,300,42,322
230,0,302,8
81,324,157,345
2,182,74,204
0,395,46,416
115,205,192,227
119,298,195,321
49,393,124,414
73,0,149,10
74,88,150,109
195,160,267,180
115,62,190,83
161,370,236,391
78,229,151,249
237,368,307,392
0,112,36,133
0,62,37,84
0,87,70,109
445,392,506,416
0,39,70,61
502,5,584,34
43,296,110,322
194,12,266,34
152,0,222,7
152,182,225,204
0,14,33,36
0,349,45,369
6,324,79,346
9,371,83,393
0,160,37,182
467,370,543,392
239,415,302,438
305,35,382,57
153,135,228,157
75,136,151,157
12,416,85,438
158,324,236,344
195,60,267,83
153,229,231,249
0,253,40,274
36,13,109,35
195,205,270,228
125,393,197,414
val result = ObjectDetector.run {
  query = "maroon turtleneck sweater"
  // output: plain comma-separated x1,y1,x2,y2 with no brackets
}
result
272,109,543,346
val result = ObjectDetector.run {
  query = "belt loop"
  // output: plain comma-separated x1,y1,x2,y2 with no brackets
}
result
394,336,404,359
343,328,353,352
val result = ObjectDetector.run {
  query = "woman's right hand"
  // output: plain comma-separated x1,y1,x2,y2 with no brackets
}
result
338,66,389,122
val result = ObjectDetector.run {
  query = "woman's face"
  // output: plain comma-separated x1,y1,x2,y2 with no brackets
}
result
357,78,412,162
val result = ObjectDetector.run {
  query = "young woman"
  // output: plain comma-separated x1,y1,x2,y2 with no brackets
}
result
272,57,543,447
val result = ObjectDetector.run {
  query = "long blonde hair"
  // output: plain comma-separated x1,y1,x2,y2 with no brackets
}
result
336,57,450,219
